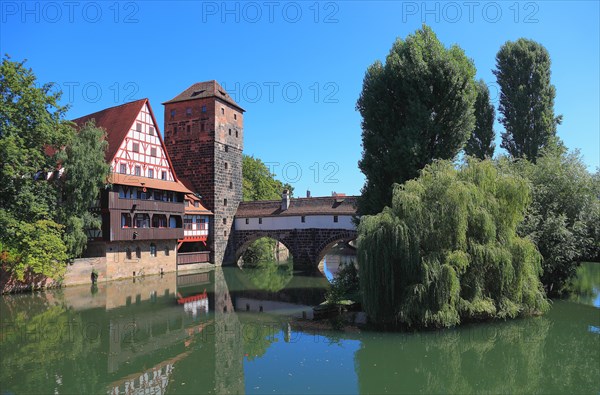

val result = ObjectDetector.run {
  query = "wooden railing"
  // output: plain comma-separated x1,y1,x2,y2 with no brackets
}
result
177,251,211,265
108,192,184,213
112,227,183,241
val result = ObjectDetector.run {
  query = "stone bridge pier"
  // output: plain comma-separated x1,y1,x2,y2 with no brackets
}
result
234,228,357,271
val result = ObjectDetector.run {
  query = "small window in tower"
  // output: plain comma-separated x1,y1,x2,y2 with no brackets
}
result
224,145,229,152
224,198,228,206
202,105,207,113
148,169,154,179
221,108,224,115
201,123,205,132
223,218,227,225
228,128,231,136
135,166,141,176
245,218,249,225
334,215,339,223
151,147,157,157
259,218,263,224
149,126,154,135
229,181,233,189
224,162,228,170
161,171,167,180
132,142,139,153
136,122,142,132
170,109,176,120
236,130,239,138
234,113,237,120
186,108,192,117
224,230,227,237
120,163,127,174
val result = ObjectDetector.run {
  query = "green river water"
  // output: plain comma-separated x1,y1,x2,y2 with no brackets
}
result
1,262,598,394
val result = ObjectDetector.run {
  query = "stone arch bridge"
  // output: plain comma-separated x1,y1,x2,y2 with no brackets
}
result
233,194,358,270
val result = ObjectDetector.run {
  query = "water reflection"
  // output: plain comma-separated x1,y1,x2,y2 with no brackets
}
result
0,264,598,394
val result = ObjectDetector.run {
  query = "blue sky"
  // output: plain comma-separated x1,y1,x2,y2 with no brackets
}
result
1,1,598,197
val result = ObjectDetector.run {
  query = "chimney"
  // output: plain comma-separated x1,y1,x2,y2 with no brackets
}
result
306,189,311,198
281,189,290,211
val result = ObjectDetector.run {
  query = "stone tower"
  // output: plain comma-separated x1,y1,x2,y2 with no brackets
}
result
163,81,244,265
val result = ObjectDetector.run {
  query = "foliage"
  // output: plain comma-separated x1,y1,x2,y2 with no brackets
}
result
494,38,562,162
356,25,477,215
0,56,108,282
464,80,495,159
242,154,293,201
57,120,109,258
326,260,360,305
357,159,549,329
498,146,600,295
242,237,278,265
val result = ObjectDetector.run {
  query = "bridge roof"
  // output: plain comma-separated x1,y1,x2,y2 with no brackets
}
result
236,196,358,218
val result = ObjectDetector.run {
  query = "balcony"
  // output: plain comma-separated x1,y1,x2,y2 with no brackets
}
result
177,251,211,265
112,227,183,241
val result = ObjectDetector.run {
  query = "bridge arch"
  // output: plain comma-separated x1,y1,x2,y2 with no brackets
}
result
314,230,358,268
234,231,295,265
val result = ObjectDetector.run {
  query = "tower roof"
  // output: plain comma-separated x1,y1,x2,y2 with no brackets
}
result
162,80,245,111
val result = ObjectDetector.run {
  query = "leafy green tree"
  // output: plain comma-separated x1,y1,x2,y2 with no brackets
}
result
0,56,109,283
57,120,109,258
464,80,495,159
358,159,548,329
494,38,562,162
499,146,600,295
242,155,293,201
356,25,477,215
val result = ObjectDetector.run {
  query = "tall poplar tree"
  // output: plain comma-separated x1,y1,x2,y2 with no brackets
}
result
494,38,562,162
464,80,495,159
357,25,477,215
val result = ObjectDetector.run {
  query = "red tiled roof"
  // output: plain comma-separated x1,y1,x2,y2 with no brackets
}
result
162,80,245,112
72,99,146,163
236,196,358,218
108,173,193,194
185,193,212,215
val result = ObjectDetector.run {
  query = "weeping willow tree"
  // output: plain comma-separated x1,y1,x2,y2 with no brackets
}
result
358,159,549,328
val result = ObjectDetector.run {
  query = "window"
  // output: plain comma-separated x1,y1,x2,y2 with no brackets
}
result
149,126,154,135
134,213,150,228
120,163,127,174
136,246,141,259
224,198,228,206
224,162,228,170
223,218,227,225
245,218,249,225
229,181,233,189
186,107,192,116
121,213,132,228
154,190,162,200
150,243,157,257
184,217,193,230
301,216,306,223
132,142,139,153
161,171,167,180
135,166,141,176
170,109,176,120
228,128,231,136
148,169,154,178
173,125,178,134
126,248,132,260
201,123,205,132
153,215,167,228
221,108,224,115
202,105,207,113
234,113,237,120
334,215,339,223
164,246,170,256
151,147,157,157
236,130,239,138
187,124,190,133
136,122,142,132
199,217,207,230
224,145,229,152
259,218,263,224
224,230,227,237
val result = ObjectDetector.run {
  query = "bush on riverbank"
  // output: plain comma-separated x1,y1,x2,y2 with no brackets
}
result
357,159,549,329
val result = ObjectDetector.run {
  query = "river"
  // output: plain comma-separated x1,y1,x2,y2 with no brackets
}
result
1,262,598,394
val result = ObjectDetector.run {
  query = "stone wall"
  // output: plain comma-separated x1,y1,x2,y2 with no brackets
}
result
104,240,177,280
